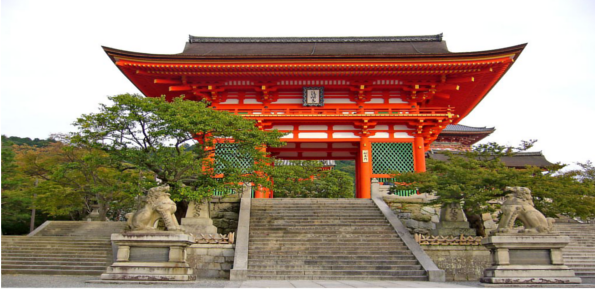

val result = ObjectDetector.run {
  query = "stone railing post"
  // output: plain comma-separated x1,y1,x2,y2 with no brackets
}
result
371,178,380,198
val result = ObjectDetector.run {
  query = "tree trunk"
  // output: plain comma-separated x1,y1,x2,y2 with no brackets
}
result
464,206,486,237
174,200,188,224
98,202,108,221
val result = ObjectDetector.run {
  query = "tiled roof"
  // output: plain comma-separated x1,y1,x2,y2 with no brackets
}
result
275,160,336,167
443,124,495,133
427,151,554,168
188,34,443,43
181,34,450,56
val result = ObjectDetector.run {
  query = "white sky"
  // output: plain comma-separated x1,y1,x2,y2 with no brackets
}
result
1,0,594,169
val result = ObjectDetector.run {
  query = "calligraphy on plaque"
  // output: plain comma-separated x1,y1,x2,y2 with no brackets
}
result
303,87,324,107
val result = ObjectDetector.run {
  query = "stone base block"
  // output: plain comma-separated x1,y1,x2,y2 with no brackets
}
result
101,232,196,281
102,262,195,281
481,277,583,284
100,273,196,281
431,221,476,236
181,217,218,235
431,228,476,236
480,235,581,284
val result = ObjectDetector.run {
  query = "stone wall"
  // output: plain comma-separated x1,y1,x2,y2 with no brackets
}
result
383,195,500,235
209,195,241,235
421,245,491,281
383,196,441,235
187,244,235,279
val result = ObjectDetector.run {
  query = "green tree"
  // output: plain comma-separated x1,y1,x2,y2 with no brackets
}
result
271,161,354,198
392,142,595,236
14,139,144,221
72,94,285,216
1,136,36,234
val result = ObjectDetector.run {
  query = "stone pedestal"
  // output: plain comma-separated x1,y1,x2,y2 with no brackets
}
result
480,235,581,284
101,232,196,281
431,221,476,236
181,200,218,236
86,205,105,221
431,203,476,236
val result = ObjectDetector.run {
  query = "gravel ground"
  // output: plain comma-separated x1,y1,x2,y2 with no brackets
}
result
1,275,473,288
3,275,594,288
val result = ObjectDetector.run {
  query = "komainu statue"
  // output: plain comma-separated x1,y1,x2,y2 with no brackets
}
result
496,186,554,234
125,185,182,231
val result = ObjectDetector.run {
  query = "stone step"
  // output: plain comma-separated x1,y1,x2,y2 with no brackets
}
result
250,214,385,218
250,230,398,237
245,274,428,281
565,265,595,269
2,249,109,255
247,198,426,281
249,241,406,247
248,265,423,271
251,227,393,232
251,209,380,213
562,253,595,257
248,254,416,261
564,248,595,251
2,240,111,245
248,245,409,252
248,259,421,266
1,259,108,266
2,246,110,252
247,269,426,276
1,256,107,262
2,252,109,259
250,221,387,226
249,249,413,255
251,216,384,220
1,269,105,275
249,236,401,242
251,207,379,210
2,236,111,241
1,264,106,271
574,271,595,276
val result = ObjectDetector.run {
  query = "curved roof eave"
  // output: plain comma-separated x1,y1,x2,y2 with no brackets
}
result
102,43,527,63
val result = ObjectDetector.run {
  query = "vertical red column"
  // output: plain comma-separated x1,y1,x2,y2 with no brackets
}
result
359,136,372,199
254,145,270,199
355,153,361,198
413,136,427,172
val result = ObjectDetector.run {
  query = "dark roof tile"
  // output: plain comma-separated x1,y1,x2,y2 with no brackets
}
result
182,34,450,56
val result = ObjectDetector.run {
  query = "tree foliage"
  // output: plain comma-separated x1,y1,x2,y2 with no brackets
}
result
72,94,285,205
13,138,146,221
271,161,354,198
392,142,595,236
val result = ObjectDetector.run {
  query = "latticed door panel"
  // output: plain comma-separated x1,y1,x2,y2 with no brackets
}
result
215,143,253,174
371,142,414,174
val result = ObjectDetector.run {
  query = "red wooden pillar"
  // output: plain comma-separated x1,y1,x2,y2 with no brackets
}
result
355,153,361,198
359,136,372,199
254,145,271,199
413,136,426,172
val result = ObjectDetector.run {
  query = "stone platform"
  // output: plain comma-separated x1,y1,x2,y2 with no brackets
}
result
100,232,196,281
480,235,581,284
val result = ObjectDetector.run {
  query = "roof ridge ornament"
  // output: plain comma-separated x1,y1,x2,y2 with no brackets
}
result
188,34,443,43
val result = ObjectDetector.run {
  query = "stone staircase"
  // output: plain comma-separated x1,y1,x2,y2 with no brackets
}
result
1,236,112,275
553,223,595,284
246,198,428,281
31,221,127,237
1,221,126,275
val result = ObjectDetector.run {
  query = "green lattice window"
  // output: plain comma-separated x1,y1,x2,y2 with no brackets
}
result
215,143,253,174
371,142,414,174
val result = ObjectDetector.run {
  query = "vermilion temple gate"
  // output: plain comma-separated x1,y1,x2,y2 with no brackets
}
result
104,34,525,198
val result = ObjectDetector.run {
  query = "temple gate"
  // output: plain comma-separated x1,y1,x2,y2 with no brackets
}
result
103,34,525,198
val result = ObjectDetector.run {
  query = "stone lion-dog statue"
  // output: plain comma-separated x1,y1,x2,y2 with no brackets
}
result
125,185,182,231
496,186,554,234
